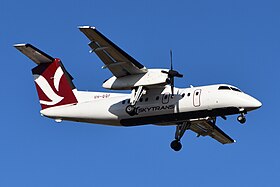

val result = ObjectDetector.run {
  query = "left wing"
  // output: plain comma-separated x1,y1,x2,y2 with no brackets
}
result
190,120,235,144
79,26,147,78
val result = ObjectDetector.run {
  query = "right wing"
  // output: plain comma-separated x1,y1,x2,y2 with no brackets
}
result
190,120,235,144
79,26,147,78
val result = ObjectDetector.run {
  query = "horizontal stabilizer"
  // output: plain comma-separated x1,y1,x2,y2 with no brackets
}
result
14,43,54,65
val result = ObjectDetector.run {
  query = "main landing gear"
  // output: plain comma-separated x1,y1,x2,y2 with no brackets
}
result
126,105,137,116
170,122,190,151
125,86,146,116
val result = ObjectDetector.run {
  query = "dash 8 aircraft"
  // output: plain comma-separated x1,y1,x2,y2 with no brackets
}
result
15,26,262,151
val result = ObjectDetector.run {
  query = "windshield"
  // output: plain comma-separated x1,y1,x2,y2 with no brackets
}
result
218,85,242,92
230,87,242,92
218,86,230,90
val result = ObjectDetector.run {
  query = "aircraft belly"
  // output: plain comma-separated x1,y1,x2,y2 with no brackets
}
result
120,107,240,126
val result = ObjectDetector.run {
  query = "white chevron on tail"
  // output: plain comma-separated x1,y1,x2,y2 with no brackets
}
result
33,66,64,106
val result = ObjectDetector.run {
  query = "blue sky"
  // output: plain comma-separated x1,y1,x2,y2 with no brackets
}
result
1,0,279,186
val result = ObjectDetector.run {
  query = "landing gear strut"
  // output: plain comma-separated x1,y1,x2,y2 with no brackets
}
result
170,122,190,151
126,86,146,116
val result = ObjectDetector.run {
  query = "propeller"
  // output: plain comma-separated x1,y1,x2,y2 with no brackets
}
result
161,50,183,97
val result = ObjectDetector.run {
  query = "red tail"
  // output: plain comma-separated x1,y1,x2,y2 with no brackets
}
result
32,58,78,109
14,44,78,110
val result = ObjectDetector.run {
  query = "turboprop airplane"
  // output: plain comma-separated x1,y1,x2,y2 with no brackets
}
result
14,26,262,151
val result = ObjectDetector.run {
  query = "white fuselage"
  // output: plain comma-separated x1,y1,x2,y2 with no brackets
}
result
40,84,262,126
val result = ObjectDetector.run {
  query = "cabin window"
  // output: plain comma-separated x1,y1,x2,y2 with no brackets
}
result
139,98,143,102
122,100,125,104
187,93,190,97
145,98,148,102
156,96,159,100
164,95,168,99
182,93,185,98
218,86,230,90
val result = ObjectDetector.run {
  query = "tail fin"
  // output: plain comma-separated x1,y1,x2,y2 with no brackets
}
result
14,44,78,109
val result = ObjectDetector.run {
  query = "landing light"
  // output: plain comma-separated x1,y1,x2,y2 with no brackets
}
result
55,119,63,123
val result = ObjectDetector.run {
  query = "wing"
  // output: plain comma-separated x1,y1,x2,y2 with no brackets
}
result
79,26,147,78
190,120,235,144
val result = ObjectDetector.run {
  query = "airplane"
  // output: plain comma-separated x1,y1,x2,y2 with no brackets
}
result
14,26,262,151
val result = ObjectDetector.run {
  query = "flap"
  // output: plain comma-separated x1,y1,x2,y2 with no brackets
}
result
190,120,235,144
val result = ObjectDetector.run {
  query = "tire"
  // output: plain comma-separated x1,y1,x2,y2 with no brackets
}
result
237,115,246,124
170,140,182,151
126,105,136,116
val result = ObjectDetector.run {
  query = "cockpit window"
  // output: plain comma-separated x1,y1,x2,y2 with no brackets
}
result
218,86,231,90
230,87,242,92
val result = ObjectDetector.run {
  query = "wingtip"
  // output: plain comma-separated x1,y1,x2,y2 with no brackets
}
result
78,25,96,30
14,43,34,49
14,43,27,47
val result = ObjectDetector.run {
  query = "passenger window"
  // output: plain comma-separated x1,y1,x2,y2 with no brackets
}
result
196,92,199,95
139,98,143,102
122,100,125,104
182,93,185,98
156,96,159,100
145,98,148,102
187,93,190,97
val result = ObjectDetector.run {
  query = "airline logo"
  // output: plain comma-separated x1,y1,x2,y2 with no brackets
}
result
32,59,77,109
34,66,64,106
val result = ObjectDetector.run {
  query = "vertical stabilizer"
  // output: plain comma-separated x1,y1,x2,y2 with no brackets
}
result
15,44,78,109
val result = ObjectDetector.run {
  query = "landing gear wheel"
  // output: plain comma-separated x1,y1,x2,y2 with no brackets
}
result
170,140,182,151
237,115,246,124
126,105,136,116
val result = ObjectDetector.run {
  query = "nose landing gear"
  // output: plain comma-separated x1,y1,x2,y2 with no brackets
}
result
237,114,246,124
170,122,190,151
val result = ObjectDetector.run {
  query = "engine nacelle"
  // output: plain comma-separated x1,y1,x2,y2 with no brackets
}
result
102,69,169,90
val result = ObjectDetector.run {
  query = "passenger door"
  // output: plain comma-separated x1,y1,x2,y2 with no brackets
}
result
193,89,201,107
162,93,170,104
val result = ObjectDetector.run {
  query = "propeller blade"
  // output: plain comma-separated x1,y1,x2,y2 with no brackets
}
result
161,70,169,74
170,50,173,70
170,77,174,97
162,49,184,96
176,73,183,78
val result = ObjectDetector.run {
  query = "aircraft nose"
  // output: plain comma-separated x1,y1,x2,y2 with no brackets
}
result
238,94,262,111
252,98,262,108
248,96,262,110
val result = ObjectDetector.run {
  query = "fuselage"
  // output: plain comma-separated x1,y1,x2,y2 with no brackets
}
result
40,84,262,126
